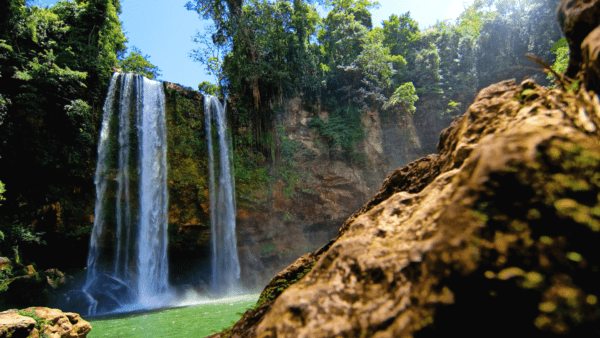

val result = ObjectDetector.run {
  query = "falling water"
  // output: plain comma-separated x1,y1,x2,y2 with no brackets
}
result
137,77,170,301
204,96,240,295
84,72,171,315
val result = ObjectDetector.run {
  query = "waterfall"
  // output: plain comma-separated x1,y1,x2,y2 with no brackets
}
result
84,72,171,315
137,77,170,301
204,96,241,295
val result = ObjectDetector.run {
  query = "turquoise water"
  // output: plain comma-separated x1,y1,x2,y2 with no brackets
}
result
86,294,259,338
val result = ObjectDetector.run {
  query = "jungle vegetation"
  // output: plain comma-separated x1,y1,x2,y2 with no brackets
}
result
0,0,567,275
184,0,564,203
186,0,564,158
0,0,158,266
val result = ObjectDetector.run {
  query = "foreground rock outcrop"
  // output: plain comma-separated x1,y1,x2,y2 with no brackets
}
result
0,307,91,338
208,1,600,336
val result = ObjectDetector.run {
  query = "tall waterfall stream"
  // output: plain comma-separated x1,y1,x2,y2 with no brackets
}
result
84,73,171,315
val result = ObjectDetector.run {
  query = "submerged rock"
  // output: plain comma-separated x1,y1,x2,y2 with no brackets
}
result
85,273,135,314
207,0,600,334
56,290,95,317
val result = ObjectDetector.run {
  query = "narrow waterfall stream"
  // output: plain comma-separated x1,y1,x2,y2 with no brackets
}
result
204,96,241,296
84,73,171,316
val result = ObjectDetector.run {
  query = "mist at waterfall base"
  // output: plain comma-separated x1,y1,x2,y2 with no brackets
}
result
55,73,243,317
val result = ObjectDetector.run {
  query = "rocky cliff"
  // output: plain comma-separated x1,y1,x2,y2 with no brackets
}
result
163,84,420,290
234,96,421,288
206,0,600,336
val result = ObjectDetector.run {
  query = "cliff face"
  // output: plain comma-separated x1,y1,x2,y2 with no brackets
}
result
235,97,415,287
206,1,600,336
163,86,420,290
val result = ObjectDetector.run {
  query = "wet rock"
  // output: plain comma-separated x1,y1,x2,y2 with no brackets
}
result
580,26,600,93
85,274,135,314
0,257,10,270
0,272,50,310
45,269,67,290
56,290,95,317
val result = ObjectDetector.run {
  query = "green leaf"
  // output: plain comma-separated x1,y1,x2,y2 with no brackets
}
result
550,38,568,53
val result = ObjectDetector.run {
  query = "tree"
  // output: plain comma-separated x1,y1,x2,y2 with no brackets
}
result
318,0,378,68
382,12,420,59
117,46,161,80
198,81,221,96
0,0,127,230
188,0,322,158
475,0,562,89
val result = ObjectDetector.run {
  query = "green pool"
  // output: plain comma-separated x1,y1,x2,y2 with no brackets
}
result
86,294,259,338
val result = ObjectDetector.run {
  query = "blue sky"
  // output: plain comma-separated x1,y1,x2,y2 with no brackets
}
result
32,0,474,89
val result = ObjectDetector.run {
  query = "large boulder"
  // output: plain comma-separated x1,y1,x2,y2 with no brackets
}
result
209,72,600,337
25,307,91,338
0,307,91,338
0,310,36,338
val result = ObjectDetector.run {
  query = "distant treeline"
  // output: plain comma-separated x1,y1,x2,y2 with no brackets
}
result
186,0,563,155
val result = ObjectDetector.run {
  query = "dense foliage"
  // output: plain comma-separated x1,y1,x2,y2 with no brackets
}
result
0,0,158,272
187,0,563,158
117,46,162,80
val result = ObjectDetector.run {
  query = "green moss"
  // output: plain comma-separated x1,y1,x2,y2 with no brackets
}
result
464,135,600,334
18,308,49,334
0,267,12,293
164,87,209,227
309,104,365,152
233,144,270,208
261,243,276,254
254,263,316,309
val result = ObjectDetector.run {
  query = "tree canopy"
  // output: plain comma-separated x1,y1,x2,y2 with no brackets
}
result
185,0,563,158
